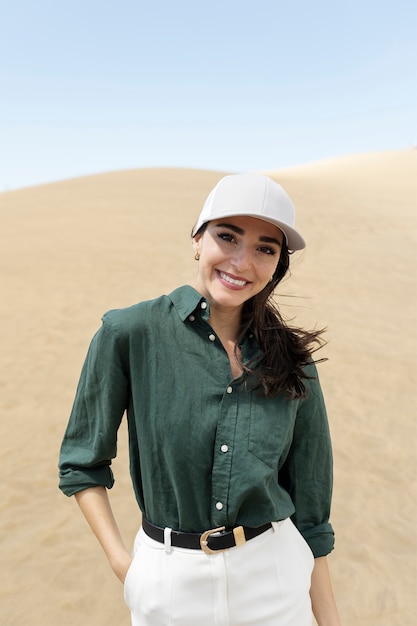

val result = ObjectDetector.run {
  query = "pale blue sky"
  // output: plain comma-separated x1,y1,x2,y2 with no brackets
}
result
1,0,416,190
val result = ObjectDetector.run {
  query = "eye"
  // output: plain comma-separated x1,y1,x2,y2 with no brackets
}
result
217,231,236,243
258,246,277,255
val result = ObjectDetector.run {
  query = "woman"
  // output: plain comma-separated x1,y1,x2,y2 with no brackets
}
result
59,173,341,625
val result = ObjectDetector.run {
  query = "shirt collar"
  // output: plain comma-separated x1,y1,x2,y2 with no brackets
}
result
168,285,210,321
168,285,262,362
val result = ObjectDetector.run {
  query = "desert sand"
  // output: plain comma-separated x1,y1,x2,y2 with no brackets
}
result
1,149,416,625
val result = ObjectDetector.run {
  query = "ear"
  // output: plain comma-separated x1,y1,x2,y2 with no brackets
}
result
192,233,202,256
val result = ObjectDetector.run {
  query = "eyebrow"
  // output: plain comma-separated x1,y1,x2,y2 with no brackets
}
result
215,222,282,247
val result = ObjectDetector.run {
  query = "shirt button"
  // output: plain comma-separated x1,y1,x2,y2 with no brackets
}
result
215,502,223,510
188,314,195,322
226,386,233,393
201,301,207,309
208,333,216,342
221,444,229,453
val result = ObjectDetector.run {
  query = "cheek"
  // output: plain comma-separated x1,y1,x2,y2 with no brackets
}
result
261,255,279,277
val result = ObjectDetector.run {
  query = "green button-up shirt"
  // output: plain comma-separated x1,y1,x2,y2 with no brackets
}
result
59,285,335,557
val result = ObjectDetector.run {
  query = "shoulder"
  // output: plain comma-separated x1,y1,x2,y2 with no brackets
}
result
302,360,319,381
101,294,173,337
101,285,201,336
99,284,199,336
298,361,328,415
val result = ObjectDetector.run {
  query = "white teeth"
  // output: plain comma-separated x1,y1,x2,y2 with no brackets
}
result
220,272,247,286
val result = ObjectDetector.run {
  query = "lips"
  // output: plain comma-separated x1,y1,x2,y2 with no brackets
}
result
218,270,249,287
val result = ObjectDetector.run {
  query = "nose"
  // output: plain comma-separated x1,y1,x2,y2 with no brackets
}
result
231,244,252,272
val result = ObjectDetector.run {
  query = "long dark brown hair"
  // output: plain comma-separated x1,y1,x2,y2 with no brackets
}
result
238,240,326,398
193,224,326,399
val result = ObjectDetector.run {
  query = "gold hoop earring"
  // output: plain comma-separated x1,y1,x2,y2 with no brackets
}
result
194,252,200,261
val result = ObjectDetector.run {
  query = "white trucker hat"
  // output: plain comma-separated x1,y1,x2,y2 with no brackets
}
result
192,173,305,251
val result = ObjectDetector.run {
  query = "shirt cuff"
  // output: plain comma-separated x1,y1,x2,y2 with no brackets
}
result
299,522,335,558
58,466,115,497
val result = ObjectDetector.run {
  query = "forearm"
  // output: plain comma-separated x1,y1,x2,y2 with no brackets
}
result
74,486,132,582
310,556,342,626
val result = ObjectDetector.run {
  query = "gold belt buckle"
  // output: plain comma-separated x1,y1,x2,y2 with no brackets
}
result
200,525,247,554
200,526,226,554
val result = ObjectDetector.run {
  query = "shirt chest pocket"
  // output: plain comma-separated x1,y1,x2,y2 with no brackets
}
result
247,395,298,469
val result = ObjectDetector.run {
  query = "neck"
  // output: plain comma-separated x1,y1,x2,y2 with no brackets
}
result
209,306,244,379
208,304,242,345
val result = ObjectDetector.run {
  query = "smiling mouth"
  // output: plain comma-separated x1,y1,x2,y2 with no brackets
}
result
218,271,249,287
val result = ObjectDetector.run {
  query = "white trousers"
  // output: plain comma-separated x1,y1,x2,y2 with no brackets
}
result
124,518,314,626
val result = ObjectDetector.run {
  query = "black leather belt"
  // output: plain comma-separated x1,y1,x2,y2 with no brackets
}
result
142,518,272,554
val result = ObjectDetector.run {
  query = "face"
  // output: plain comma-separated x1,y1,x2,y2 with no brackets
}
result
193,216,284,313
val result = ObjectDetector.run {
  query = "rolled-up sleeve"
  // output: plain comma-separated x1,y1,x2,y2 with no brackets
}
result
280,364,335,557
58,313,129,496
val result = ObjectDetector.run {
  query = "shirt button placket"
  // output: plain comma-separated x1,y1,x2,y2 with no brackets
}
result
211,383,237,526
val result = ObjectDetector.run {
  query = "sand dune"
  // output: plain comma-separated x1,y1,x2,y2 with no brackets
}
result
1,150,416,625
